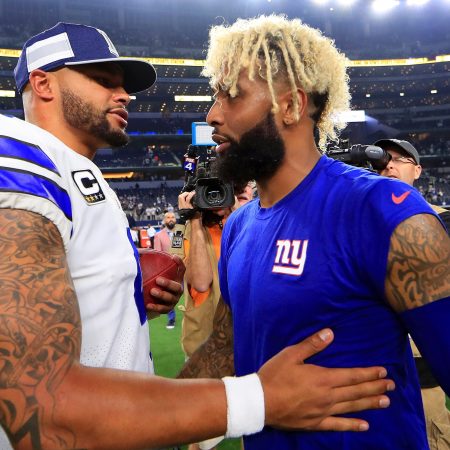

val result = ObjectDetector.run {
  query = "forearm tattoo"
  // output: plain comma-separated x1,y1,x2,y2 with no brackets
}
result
178,298,234,379
0,209,81,449
386,214,450,312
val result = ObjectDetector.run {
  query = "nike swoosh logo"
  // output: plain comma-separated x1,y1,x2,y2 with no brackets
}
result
392,190,411,204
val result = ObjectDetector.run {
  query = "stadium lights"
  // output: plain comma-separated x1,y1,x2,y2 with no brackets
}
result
400,92,405,96
333,110,366,123
371,0,400,13
0,90,15,97
406,0,429,5
431,89,438,94
366,93,371,97
175,95,212,102
337,0,358,6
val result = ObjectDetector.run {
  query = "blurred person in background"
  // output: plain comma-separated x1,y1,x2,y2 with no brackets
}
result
178,182,254,450
178,182,254,359
154,211,178,328
0,20,398,450
375,138,450,449
154,211,178,252
181,14,450,450
375,138,450,229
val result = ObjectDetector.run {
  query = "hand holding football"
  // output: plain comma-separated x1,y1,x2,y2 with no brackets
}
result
139,249,185,307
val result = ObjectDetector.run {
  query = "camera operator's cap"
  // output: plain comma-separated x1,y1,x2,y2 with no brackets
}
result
14,22,157,94
374,139,420,165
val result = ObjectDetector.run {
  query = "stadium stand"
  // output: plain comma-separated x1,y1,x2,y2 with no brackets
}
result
0,0,449,215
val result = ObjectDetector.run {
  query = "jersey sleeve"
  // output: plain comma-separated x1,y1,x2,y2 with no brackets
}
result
351,178,438,298
0,134,73,249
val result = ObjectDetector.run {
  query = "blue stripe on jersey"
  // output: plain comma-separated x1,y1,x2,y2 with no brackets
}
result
127,228,146,325
0,135,61,175
0,167,72,220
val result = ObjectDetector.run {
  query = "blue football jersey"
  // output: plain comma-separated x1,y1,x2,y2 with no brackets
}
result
220,155,438,449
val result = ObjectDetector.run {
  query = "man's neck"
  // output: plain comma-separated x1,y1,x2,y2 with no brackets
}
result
47,126,98,160
28,116,98,160
257,146,321,208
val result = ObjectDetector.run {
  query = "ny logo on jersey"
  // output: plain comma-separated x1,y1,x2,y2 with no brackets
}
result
272,239,309,276
72,170,106,205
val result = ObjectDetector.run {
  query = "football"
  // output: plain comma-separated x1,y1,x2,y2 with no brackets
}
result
139,249,185,307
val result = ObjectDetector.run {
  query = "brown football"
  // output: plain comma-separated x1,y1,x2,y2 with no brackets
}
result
139,249,185,306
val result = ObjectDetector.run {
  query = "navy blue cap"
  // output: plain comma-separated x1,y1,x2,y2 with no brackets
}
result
14,22,157,94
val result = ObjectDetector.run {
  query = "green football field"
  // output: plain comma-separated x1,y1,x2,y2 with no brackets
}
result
149,298,240,450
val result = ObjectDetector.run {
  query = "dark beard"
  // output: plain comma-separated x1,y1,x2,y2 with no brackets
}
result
166,222,176,230
211,113,285,186
61,89,129,148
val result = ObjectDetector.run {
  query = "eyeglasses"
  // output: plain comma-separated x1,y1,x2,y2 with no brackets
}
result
390,156,416,165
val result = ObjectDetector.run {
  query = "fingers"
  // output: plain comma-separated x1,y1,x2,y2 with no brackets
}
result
331,378,395,405
155,277,183,296
148,278,182,312
311,417,370,432
328,394,391,417
288,329,334,362
178,191,195,209
321,366,389,388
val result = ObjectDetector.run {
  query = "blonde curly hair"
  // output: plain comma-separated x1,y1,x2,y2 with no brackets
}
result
202,15,350,149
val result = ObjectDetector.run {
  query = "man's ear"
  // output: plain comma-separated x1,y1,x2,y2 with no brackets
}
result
279,88,308,126
414,164,422,181
28,69,56,100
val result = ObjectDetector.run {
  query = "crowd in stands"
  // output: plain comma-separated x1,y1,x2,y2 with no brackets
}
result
417,177,449,207
1,13,449,61
127,117,195,135
94,144,186,169
1,4,448,210
115,184,180,225
414,137,449,157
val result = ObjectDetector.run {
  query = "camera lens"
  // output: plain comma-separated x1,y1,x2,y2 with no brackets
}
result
205,185,226,206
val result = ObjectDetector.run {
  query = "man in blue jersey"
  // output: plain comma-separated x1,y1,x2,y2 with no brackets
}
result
184,15,450,450
0,22,395,449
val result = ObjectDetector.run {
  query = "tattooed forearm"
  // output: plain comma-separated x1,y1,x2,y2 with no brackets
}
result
178,298,234,379
0,209,81,449
385,213,450,312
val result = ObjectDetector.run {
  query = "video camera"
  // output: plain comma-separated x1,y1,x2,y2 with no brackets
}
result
326,139,391,171
170,125,235,255
181,145,235,212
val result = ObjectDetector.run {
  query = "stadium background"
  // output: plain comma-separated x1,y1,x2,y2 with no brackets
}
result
0,1,449,447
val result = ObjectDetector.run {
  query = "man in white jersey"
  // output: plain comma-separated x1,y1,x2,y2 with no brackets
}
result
0,22,395,449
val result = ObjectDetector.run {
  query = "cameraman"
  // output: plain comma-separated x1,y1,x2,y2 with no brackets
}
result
375,138,450,226
178,183,254,360
375,138,450,449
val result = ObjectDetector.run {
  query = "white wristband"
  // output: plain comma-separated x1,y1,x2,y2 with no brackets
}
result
222,373,265,438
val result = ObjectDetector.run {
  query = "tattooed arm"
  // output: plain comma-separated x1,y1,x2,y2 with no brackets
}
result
0,209,229,450
385,213,450,312
178,297,234,379
0,209,397,449
385,213,450,396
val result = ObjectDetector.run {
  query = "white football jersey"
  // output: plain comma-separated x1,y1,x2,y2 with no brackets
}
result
0,114,153,373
